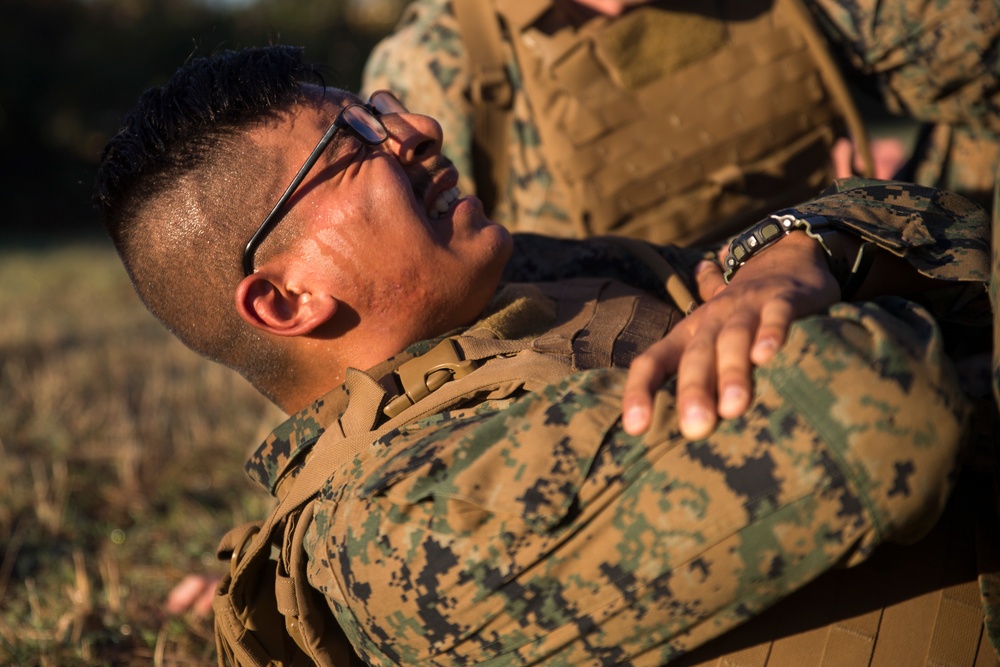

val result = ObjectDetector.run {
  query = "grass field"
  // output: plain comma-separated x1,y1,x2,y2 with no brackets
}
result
0,240,284,665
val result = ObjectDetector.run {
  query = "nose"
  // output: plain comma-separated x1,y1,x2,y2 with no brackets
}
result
378,112,444,165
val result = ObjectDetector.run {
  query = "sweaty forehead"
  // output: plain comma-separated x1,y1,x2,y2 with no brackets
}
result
246,85,359,146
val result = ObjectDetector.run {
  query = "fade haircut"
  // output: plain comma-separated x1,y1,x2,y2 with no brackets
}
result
94,45,318,397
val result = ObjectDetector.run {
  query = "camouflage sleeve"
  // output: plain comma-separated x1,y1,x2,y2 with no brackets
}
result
805,0,1000,131
506,179,990,304
305,298,968,665
805,1,1000,207
361,0,477,196
777,178,992,284
992,182,999,408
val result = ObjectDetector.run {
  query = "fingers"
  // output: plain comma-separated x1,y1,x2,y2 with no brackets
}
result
750,297,794,366
623,231,839,438
714,310,758,419
675,327,722,439
623,293,799,438
831,137,855,179
695,260,726,301
622,335,686,436
165,574,220,617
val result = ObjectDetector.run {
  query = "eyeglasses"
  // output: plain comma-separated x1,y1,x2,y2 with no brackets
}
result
241,90,408,276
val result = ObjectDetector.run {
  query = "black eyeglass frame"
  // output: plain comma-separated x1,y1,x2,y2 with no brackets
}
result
241,90,405,276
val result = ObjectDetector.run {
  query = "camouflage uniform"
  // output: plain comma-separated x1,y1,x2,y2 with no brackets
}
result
994,174,1000,412
806,0,1000,210
244,182,991,665
362,0,1000,236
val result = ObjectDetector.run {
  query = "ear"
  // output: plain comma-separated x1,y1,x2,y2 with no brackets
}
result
234,267,337,337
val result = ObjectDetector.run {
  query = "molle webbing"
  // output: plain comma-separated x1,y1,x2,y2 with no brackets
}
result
214,278,681,665
494,0,869,245
452,0,513,216
375,278,681,423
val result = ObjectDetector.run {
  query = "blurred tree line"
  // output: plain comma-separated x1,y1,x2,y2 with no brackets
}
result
0,0,405,241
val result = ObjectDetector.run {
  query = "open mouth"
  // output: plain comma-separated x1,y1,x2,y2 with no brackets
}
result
428,186,461,220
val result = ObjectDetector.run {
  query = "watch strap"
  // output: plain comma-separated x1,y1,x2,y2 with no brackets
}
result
723,213,874,300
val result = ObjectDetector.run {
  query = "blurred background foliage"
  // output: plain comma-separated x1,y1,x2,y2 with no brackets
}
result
0,5,408,663
0,0,406,242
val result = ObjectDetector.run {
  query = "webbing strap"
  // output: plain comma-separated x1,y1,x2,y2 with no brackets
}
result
780,0,874,178
596,235,699,314
452,0,512,215
224,344,573,590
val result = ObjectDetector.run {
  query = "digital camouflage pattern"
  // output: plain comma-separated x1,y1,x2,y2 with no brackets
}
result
364,0,567,235
986,172,1000,647
303,300,966,665
362,0,1000,235
993,171,1000,411
806,0,1000,210
241,181,992,665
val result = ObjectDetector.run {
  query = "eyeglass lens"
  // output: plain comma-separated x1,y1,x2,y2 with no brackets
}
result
341,105,389,143
339,92,408,144
370,90,407,115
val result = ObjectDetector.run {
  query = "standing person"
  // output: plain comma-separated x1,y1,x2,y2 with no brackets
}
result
98,46,993,665
363,0,1000,245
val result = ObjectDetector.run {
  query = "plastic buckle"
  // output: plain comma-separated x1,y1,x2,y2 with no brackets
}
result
469,65,513,108
383,338,476,419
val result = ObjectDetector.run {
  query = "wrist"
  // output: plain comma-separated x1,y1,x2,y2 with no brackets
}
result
723,213,875,300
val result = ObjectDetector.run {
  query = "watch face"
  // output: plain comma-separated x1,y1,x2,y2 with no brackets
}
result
725,215,797,280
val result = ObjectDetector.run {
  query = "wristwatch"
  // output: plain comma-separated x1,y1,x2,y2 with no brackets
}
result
722,213,874,300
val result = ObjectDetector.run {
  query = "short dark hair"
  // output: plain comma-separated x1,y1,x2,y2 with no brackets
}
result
94,46,318,395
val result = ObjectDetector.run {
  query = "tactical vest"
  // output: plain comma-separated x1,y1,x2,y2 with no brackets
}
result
457,0,872,245
213,277,995,666
212,276,683,666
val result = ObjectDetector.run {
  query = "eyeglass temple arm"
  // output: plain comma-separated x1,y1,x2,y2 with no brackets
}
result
241,121,344,276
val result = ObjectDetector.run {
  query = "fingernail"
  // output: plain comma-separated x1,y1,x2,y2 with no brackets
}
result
753,338,779,362
682,405,713,439
757,338,777,352
720,386,746,414
623,405,645,434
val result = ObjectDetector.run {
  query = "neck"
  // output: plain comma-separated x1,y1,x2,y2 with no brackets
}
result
265,329,423,414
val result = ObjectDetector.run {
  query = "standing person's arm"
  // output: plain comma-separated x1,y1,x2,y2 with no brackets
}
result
362,0,478,195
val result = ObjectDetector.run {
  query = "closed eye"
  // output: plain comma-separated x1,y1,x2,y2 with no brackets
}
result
314,132,365,180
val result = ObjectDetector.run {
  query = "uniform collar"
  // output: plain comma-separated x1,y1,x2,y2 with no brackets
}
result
243,284,557,495
243,336,451,496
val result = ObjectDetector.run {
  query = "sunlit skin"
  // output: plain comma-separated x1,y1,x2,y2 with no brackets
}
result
621,233,840,438
236,87,856,434
235,87,512,413
166,86,900,617
570,0,650,16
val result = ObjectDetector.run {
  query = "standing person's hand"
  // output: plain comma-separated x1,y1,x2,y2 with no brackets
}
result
832,136,908,180
165,574,219,617
571,0,651,17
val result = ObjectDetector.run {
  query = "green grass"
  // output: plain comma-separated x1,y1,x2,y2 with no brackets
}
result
0,240,284,666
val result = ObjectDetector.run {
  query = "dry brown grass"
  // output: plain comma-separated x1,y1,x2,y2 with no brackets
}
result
0,240,284,666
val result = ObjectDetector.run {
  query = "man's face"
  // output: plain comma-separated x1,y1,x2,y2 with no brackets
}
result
253,88,513,345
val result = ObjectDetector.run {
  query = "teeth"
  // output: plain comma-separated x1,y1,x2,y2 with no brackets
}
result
429,186,461,219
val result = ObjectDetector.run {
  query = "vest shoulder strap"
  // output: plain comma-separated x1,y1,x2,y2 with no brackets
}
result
452,0,513,215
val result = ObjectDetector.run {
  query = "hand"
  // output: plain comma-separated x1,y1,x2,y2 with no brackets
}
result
832,136,907,180
571,0,651,16
165,573,219,617
621,232,840,438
